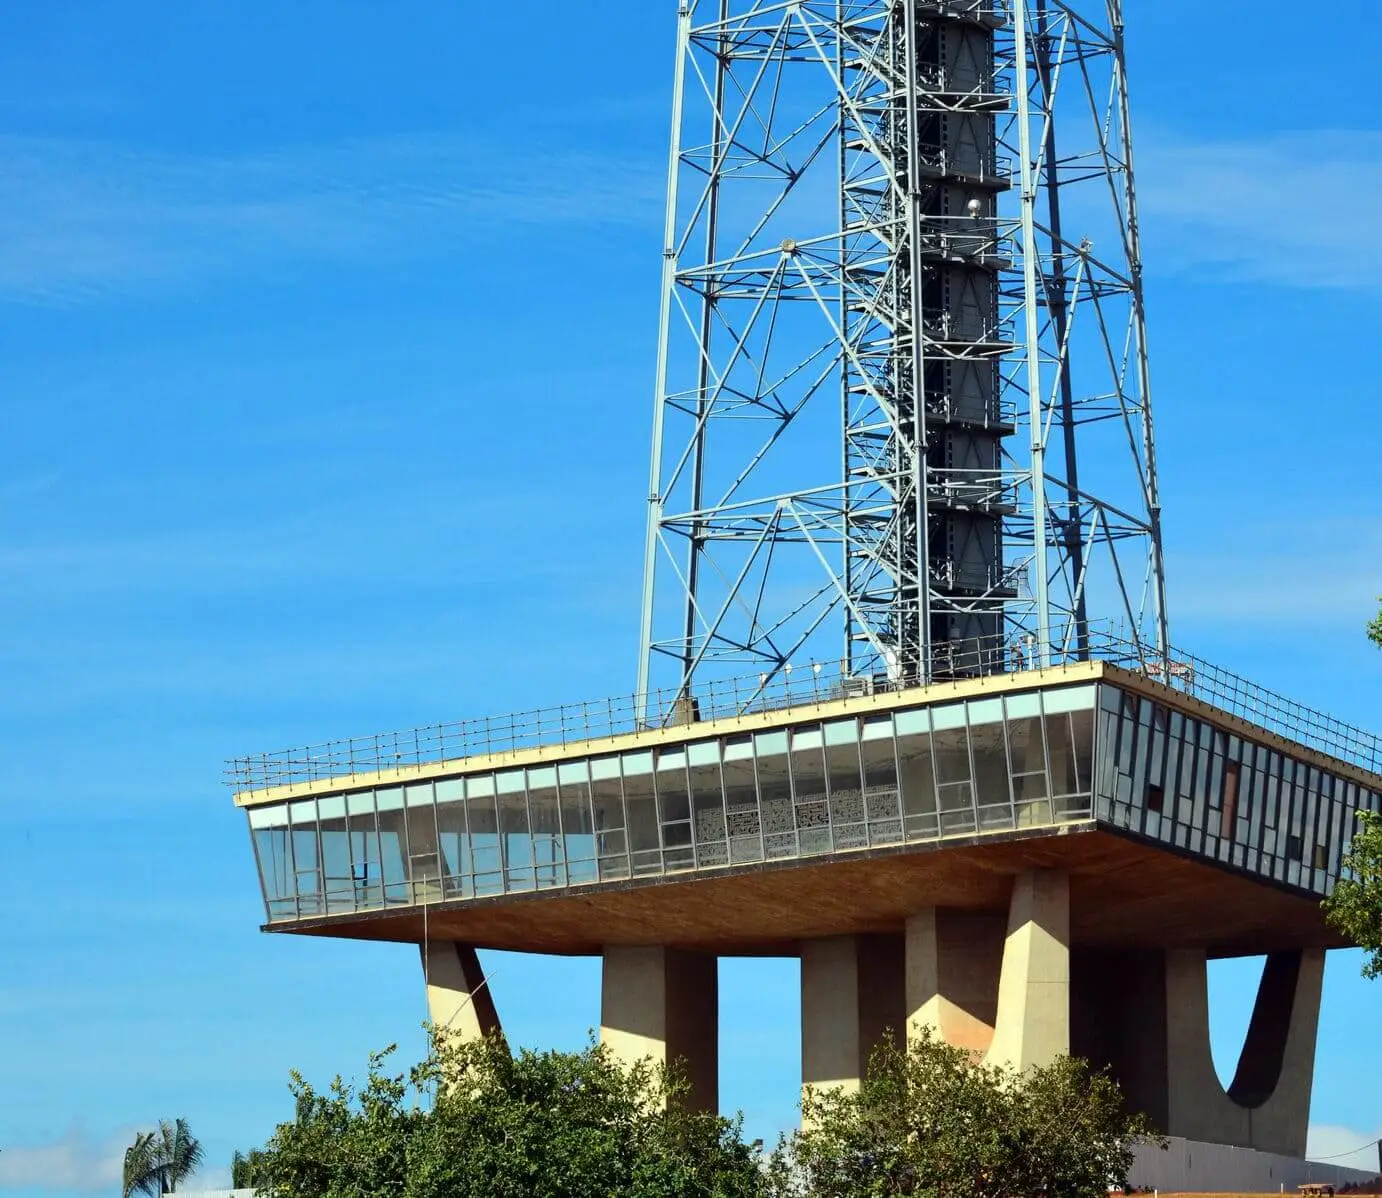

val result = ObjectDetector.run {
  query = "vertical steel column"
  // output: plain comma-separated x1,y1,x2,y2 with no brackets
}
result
638,3,695,720
902,0,934,682
1110,0,1169,659
680,0,732,695
1013,0,1051,667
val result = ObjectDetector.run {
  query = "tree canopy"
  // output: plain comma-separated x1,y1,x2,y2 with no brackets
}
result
790,1030,1158,1198
246,1035,770,1198
240,1030,1157,1198
122,1119,204,1198
1325,810,1382,979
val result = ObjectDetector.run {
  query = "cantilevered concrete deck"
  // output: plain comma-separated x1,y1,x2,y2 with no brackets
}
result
229,653,1382,1159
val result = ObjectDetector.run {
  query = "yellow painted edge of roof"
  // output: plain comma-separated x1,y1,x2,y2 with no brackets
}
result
234,659,1108,807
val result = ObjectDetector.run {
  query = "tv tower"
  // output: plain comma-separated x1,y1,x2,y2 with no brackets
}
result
637,0,1167,711
228,7,1382,1181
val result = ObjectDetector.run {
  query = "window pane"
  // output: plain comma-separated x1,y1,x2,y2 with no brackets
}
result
724,750,762,865
932,725,971,786
318,799,351,913
559,766,596,883
591,764,628,881
623,754,661,876
689,757,727,867
465,778,503,896
972,720,1012,827
253,827,294,919
377,801,408,905
499,777,534,892
347,794,382,910
895,726,935,840
527,767,563,889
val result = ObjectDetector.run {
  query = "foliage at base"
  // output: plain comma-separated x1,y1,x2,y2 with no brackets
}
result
245,1033,769,1198
789,1030,1160,1198
240,1027,1159,1198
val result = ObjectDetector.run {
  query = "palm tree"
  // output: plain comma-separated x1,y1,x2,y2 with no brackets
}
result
122,1120,204,1198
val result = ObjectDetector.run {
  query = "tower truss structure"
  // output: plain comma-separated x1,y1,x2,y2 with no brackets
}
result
638,0,1168,716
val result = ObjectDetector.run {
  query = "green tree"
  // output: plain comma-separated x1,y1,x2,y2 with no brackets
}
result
785,1030,1159,1198
1322,605,1382,977
122,1120,205,1198
1325,810,1382,979
231,1148,271,1191
247,1035,774,1198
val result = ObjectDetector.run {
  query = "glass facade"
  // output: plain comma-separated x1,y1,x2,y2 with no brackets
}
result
247,683,1099,923
1095,685,1382,897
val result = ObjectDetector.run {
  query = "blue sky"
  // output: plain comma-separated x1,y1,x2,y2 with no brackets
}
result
2,3,1381,1194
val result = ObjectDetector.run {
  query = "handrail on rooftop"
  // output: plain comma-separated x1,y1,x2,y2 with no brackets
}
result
225,621,1382,793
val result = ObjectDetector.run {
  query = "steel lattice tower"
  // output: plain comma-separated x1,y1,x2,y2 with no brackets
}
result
637,0,1168,716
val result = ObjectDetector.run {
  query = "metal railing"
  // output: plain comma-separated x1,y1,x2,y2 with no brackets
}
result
225,622,1382,793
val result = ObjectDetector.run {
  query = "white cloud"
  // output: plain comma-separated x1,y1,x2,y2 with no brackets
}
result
0,131,663,306
1139,129,1382,289
0,1127,237,1195
0,1127,133,1194
1307,1123,1382,1175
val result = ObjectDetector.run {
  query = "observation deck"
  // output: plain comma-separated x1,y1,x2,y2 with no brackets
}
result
230,630,1381,959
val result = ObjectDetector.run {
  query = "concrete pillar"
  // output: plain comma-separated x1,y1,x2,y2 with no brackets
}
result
801,933,904,1102
986,869,1070,1070
600,946,718,1112
1164,948,1323,1157
1071,946,1325,1158
905,909,1006,1054
420,940,501,1043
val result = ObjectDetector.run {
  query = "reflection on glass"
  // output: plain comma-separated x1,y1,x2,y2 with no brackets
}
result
590,756,628,880
248,682,1115,923
558,761,597,885
527,766,563,890
347,791,381,910
972,721,1012,830
622,751,660,877
466,777,503,897
656,748,694,871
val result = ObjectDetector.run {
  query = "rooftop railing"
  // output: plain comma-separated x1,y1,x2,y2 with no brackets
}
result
225,622,1382,794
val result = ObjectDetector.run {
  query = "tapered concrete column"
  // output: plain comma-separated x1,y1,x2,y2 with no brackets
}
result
420,941,501,1042
986,869,1070,1070
801,934,904,1104
600,946,718,1112
905,909,1006,1054
1163,948,1324,1156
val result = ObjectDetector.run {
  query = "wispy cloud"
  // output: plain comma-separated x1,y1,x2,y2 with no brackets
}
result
0,1126,236,1195
0,1127,133,1194
0,132,663,306
1139,129,1382,289
1308,1123,1382,1174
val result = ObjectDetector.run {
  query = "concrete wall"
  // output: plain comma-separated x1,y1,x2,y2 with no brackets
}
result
905,909,1006,1053
907,870,1070,1072
986,870,1070,1070
1130,1136,1377,1193
801,933,904,1099
1071,947,1323,1157
420,941,501,1043
600,946,718,1111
